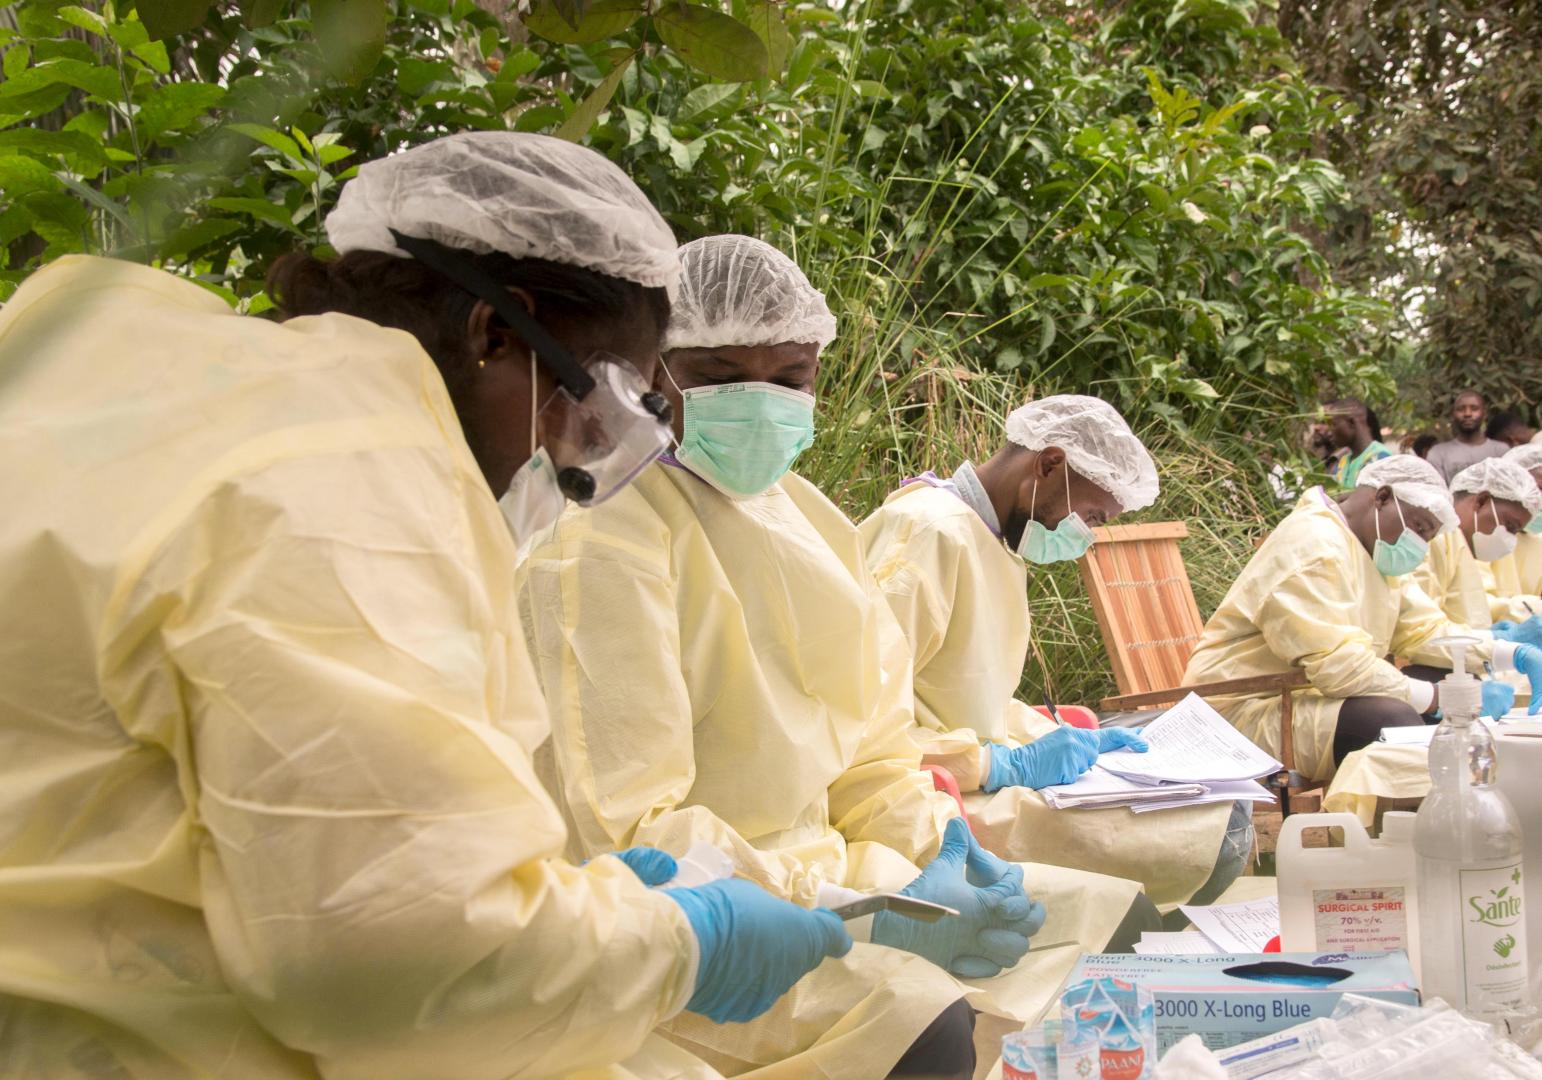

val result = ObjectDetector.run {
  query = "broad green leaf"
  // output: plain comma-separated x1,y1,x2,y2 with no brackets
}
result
3,45,31,81
1025,273,1073,289
227,123,305,162
136,0,214,41
129,38,171,74
159,217,242,257
676,82,741,124
0,128,109,175
525,0,643,45
0,59,121,102
57,6,110,36
138,82,225,139
312,0,388,84
0,154,62,197
1037,311,1056,354
207,195,300,229
557,52,634,141
655,5,768,83
515,104,566,132
743,0,791,75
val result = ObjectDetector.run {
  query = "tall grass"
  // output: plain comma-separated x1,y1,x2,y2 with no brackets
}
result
778,9,1309,705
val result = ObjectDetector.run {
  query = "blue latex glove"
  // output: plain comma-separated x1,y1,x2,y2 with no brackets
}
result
610,846,678,887
665,879,852,1023
1515,644,1542,716
1482,680,1516,721
1493,616,1542,648
982,725,1150,792
871,818,1047,978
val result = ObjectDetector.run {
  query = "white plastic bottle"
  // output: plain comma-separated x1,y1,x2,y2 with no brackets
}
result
1415,637,1531,1021
1278,811,1418,969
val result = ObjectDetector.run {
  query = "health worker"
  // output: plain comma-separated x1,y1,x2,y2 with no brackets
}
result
518,234,1149,1079
1400,458,1542,664
0,134,851,1080
859,396,1252,910
1480,443,1542,619
1183,455,1542,784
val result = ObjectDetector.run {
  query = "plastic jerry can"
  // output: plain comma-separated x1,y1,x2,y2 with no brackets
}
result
1277,811,1419,972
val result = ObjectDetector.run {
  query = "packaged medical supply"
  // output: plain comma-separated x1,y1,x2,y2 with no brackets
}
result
1064,952,1419,1055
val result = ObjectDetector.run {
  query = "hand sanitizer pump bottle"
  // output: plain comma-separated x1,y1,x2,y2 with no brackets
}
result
1415,636,1532,1023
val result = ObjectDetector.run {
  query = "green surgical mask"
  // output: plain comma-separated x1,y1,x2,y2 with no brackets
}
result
1373,496,1429,577
675,381,816,498
1017,466,1096,565
1526,512,1542,536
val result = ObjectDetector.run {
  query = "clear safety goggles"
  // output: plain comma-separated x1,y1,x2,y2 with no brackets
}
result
388,229,673,505
538,351,673,505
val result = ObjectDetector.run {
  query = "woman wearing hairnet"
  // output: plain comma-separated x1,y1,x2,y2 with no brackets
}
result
1183,455,1542,784
0,134,851,1080
859,396,1250,912
519,234,1148,1078
1479,444,1542,619
1402,458,1542,643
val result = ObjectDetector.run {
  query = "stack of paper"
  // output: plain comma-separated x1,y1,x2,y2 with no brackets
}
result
1040,693,1282,813
1135,896,1281,956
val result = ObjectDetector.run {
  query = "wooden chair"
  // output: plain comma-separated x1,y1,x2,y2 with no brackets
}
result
1076,522,1313,815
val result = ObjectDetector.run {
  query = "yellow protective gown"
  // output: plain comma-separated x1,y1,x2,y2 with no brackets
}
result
519,464,1139,1075
0,257,707,1080
1408,529,1494,629
1182,488,1489,782
858,482,1230,908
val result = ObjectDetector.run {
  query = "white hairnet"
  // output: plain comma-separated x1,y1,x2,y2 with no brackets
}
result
662,234,837,353
1356,455,1459,534
1003,394,1160,512
1451,458,1542,515
325,132,680,290
1504,442,1542,476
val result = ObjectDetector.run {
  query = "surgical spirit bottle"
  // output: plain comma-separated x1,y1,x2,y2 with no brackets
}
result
1415,638,1530,1022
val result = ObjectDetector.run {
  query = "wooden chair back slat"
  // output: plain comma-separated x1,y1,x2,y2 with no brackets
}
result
1077,522,1206,697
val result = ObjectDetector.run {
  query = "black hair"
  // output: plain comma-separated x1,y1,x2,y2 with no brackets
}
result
1412,433,1438,459
267,245,671,409
1487,409,1532,441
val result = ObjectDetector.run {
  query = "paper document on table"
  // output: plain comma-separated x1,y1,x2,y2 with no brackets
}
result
1378,724,1436,746
1179,896,1280,954
1128,778,1277,813
1500,709,1542,723
1133,931,1224,956
1040,766,1205,810
1098,693,1282,784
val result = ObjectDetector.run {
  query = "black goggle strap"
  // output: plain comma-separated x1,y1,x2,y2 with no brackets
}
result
388,229,596,400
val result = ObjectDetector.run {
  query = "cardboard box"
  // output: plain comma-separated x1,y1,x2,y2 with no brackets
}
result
1065,952,1419,1053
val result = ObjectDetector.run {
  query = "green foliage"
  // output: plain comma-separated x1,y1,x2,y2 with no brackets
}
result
0,0,1387,700
1282,0,1542,424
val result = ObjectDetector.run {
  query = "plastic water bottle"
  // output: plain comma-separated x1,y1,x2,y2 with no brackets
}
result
1415,636,1531,1022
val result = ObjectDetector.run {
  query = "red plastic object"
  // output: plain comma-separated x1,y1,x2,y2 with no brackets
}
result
1264,935,1281,953
924,765,978,836
1030,703,1100,730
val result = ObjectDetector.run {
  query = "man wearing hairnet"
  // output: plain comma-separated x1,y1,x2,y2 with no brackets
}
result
1184,455,1542,783
859,397,1250,911
0,135,853,1080
1402,459,1542,648
520,235,1148,1078
1480,444,1542,619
